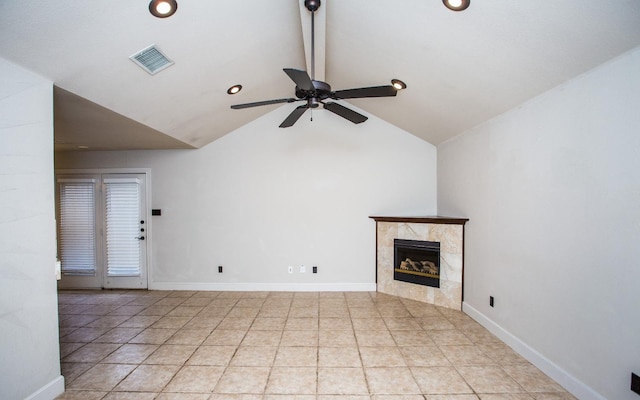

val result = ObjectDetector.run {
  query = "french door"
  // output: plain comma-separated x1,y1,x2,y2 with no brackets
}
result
56,173,148,289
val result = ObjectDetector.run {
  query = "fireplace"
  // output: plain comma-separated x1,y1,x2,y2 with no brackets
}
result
394,239,440,288
371,216,467,310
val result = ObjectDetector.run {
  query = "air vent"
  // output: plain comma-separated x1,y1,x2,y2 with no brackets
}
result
130,45,174,75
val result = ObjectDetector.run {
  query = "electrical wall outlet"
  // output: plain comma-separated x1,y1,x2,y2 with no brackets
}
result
489,296,495,307
312,266,317,274
300,265,306,273
218,266,223,273
288,266,293,274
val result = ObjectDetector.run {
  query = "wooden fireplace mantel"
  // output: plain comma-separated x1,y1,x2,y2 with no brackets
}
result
369,216,469,225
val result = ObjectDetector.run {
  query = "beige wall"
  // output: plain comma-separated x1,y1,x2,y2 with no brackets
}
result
0,58,63,399
438,46,640,400
56,106,438,291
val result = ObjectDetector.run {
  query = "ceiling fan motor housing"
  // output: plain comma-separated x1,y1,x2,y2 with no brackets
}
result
295,80,331,100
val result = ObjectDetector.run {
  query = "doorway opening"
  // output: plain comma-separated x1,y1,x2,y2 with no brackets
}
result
56,171,149,289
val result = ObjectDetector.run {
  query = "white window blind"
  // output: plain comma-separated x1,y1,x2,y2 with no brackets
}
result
104,178,141,277
58,179,97,276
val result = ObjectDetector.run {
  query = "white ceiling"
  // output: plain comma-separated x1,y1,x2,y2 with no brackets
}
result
1,1,640,150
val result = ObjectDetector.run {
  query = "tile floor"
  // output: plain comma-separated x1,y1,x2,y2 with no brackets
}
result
56,290,576,400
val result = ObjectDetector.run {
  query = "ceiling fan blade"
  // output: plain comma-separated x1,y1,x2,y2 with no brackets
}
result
279,105,309,128
323,102,368,124
230,98,298,109
283,68,314,91
332,85,397,99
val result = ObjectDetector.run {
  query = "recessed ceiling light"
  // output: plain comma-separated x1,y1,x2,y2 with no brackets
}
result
227,84,243,95
149,0,178,18
391,79,407,90
443,0,470,11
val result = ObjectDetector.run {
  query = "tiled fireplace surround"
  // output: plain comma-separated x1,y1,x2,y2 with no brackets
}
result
370,216,468,310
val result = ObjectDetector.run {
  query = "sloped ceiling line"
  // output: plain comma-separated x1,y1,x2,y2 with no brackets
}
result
0,0,639,150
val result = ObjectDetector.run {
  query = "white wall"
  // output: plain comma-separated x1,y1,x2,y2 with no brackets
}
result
56,105,437,291
0,58,63,399
438,46,640,400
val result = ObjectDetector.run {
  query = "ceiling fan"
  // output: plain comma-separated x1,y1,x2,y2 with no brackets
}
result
230,0,401,128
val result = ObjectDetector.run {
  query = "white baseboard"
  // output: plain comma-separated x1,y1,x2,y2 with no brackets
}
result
463,302,606,400
149,281,377,292
25,375,64,400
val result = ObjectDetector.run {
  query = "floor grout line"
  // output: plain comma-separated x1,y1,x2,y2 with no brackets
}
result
56,289,574,399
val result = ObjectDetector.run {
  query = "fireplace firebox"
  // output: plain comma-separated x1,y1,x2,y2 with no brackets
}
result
394,239,440,288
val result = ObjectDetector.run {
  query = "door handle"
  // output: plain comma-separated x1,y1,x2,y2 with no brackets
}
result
137,236,145,240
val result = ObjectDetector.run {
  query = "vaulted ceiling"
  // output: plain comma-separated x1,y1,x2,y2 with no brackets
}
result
1,1,640,151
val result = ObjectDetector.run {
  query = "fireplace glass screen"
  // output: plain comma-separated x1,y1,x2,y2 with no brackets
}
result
394,239,440,288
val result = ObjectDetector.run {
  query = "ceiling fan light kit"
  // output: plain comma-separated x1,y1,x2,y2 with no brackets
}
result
229,0,402,128
149,0,178,18
443,0,470,12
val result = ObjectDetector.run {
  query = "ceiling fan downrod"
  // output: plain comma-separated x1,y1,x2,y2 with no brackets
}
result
304,0,320,120
304,0,320,81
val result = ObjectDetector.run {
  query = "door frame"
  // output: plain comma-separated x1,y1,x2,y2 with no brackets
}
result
55,168,152,289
